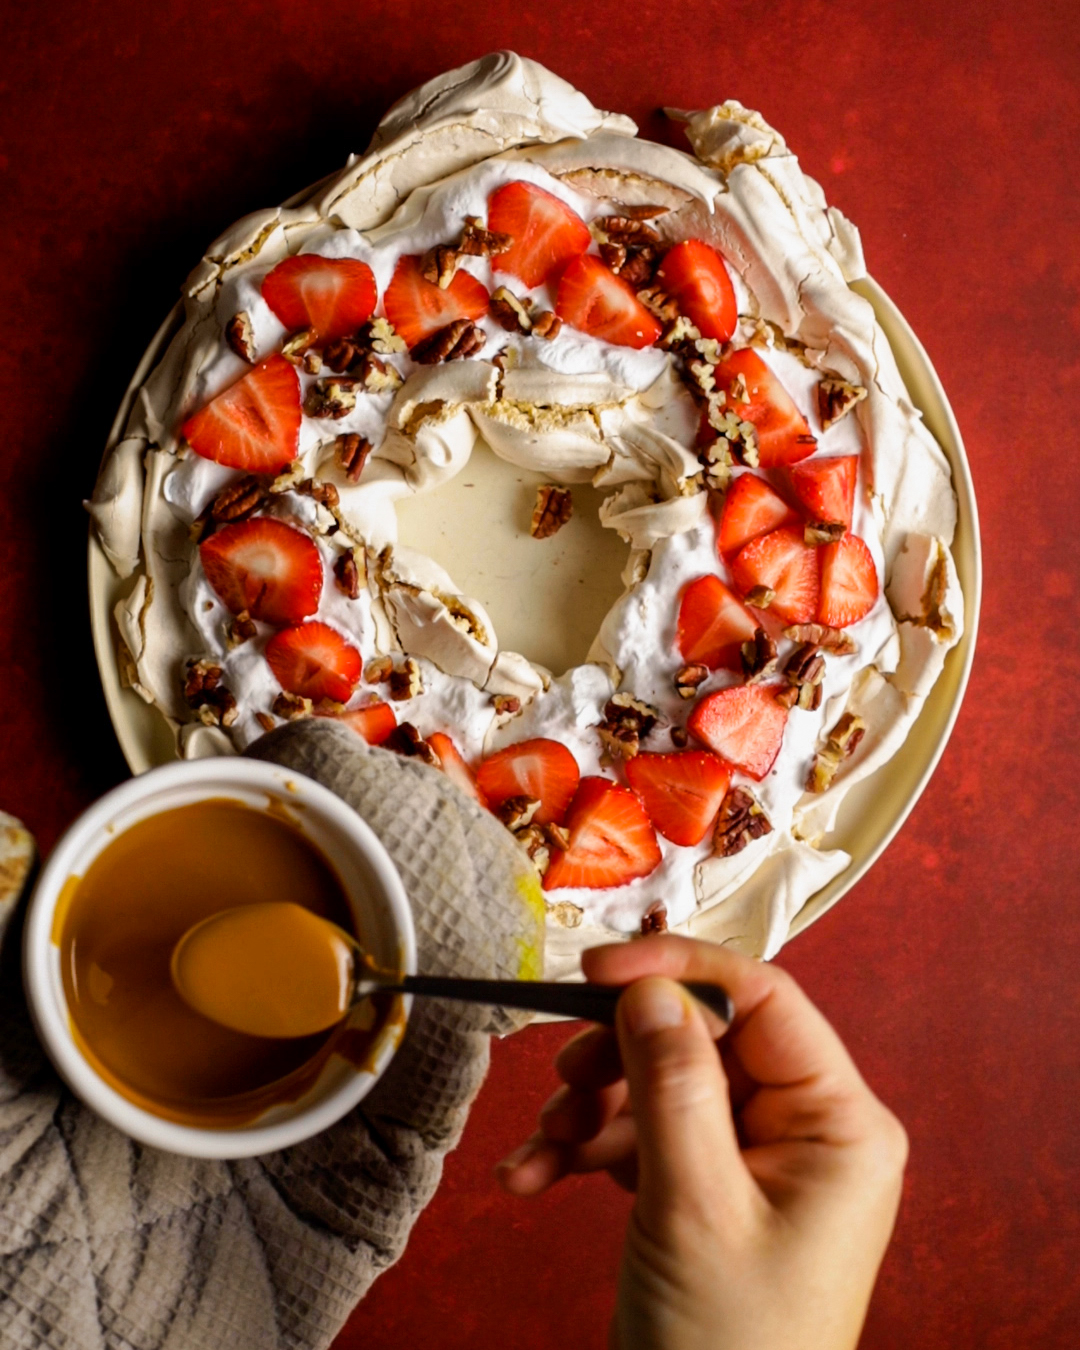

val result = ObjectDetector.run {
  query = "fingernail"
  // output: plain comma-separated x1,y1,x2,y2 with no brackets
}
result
620,978,689,1037
496,1134,543,1172
539,1084,571,1121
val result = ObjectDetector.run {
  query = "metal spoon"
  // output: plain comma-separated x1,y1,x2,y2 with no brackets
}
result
171,902,733,1038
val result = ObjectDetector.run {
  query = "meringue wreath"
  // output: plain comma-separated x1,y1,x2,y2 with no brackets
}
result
89,53,963,966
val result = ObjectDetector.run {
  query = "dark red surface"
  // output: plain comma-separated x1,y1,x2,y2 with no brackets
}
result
1,1,1077,1345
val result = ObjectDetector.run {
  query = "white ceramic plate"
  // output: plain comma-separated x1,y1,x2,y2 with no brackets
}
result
87,276,981,942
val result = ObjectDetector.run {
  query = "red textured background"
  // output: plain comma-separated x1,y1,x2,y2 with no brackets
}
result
1,1,1076,1345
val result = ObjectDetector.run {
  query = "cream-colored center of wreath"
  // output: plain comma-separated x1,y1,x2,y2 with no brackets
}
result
394,438,629,675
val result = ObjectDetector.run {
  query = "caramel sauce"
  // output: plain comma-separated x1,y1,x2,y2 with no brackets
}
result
58,798,393,1127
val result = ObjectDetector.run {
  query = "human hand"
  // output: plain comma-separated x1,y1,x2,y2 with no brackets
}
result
496,935,908,1350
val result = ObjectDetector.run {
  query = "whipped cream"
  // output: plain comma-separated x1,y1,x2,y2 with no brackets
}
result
90,52,964,965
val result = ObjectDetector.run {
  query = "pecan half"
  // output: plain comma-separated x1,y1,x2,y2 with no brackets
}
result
817,376,867,430
297,478,339,510
384,721,440,766
459,215,513,258
783,623,857,656
531,484,573,539
335,433,373,484
388,657,423,701
805,712,866,793
272,691,313,721
334,548,362,599
497,796,541,831
543,822,570,852
364,655,394,685
225,311,256,363
282,327,321,369
357,317,408,355
210,475,267,523
411,319,486,364
226,610,257,649
741,627,778,681
674,663,709,699
784,642,826,705
713,787,772,858
490,286,533,333
531,310,562,340
597,693,659,760
322,337,364,373
303,378,358,419
421,244,461,289
597,215,662,245
640,901,668,935
744,585,776,609
804,522,847,546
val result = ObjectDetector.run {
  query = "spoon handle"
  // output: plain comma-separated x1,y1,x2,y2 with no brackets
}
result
391,974,734,1027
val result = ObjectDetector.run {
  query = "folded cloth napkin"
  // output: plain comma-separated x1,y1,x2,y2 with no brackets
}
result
0,721,544,1350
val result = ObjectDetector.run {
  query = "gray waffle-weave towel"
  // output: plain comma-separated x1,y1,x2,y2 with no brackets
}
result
0,720,545,1349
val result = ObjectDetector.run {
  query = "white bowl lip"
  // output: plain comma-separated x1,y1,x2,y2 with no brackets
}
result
22,757,417,1159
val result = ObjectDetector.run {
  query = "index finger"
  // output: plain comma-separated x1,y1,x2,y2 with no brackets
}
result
581,935,867,1095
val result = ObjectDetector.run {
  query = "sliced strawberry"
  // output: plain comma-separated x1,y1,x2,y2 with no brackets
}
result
656,239,737,342
429,732,489,808
713,349,817,467
625,751,732,848
261,255,377,341
543,777,662,891
555,254,662,349
687,685,789,782
333,701,396,746
731,526,820,625
475,738,580,826
717,472,800,561
265,622,362,704
181,355,300,473
488,181,591,288
677,574,760,672
382,254,490,349
818,533,878,628
199,517,322,625
786,455,857,531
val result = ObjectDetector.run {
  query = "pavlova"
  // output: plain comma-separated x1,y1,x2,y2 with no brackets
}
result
88,52,963,966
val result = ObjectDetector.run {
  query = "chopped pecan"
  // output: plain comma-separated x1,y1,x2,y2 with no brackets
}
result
226,609,257,649
384,721,440,766
706,404,760,468
497,795,541,831
411,319,486,364
388,657,423,701
620,248,659,287
674,663,709,699
531,310,562,340
671,726,689,748
658,314,702,351
459,215,513,258
334,548,362,599
547,899,583,927
254,711,277,733
336,433,373,484
516,824,551,877
210,475,267,523
303,378,359,419
783,623,857,656
225,311,256,362
272,691,313,720
597,215,662,245
364,655,394,685
785,642,826,686
282,327,320,368
640,901,668,935
741,627,778,681
597,693,659,760
543,822,570,853
357,317,408,355
817,376,867,430
322,337,364,373
269,460,306,494
420,244,460,289
805,712,866,793
182,658,239,726
490,287,533,333
744,585,776,609
297,478,339,510
636,285,680,323
357,352,402,392
599,241,627,274
804,521,847,546
713,787,772,857
531,484,573,539
492,694,522,715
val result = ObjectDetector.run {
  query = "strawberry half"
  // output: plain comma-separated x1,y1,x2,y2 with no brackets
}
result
786,455,857,531
475,738,580,825
687,685,789,782
625,751,732,847
818,533,878,628
543,777,662,891
656,239,737,342
332,701,397,746
717,472,800,561
488,181,591,288
429,732,489,809
265,622,362,704
261,255,377,341
383,254,490,349
555,254,662,349
199,517,322,625
713,349,817,467
731,526,820,625
181,355,300,473
677,574,759,671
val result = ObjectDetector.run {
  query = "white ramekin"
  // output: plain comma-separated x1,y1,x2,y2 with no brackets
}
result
23,757,415,1159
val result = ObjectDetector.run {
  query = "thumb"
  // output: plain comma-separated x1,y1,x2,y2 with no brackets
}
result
617,977,753,1233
